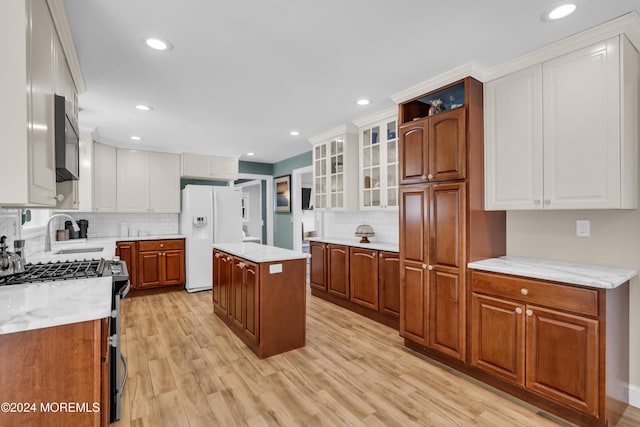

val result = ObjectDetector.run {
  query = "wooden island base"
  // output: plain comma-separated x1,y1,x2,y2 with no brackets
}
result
213,247,306,358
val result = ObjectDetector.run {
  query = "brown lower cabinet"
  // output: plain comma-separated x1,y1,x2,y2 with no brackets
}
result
468,270,628,427
0,319,110,426
212,249,306,358
116,238,185,289
310,241,399,329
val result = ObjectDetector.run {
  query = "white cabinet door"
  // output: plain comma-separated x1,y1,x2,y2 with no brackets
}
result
543,37,621,209
484,66,543,210
117,149,150,212
150,152,180,213
211,156,238,180
27,0,56,206
484,35,638,210
181,152,210,178
359,117,399,210
312,133,358,211
93,143,117,212
313,143,328,210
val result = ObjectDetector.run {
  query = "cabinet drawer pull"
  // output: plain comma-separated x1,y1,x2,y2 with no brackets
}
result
160,244,164,248
427,265,433,271
515,307,522,314
421,175,427,180
544,200,551,205
422,264,427,269
427,174,433,180
533,199,541,205
526,309,533,317
520,288,529,296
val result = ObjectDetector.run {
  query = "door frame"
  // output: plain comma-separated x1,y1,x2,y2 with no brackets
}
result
235,173,273,246
292,165,313,252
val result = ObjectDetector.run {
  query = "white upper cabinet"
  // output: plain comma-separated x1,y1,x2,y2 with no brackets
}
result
358,114,399,210
149,152,181,213
485,35,638,210
117,148,181,213
181,153,238,181
310,125,358,211
92,142,117,212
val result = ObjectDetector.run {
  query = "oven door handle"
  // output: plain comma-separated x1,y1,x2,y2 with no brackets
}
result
118,353,128,397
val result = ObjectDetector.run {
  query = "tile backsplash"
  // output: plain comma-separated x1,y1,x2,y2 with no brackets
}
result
60,212,179,238
322,210,399,244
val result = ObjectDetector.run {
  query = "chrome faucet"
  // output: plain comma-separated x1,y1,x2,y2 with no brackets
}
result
44,214,80,252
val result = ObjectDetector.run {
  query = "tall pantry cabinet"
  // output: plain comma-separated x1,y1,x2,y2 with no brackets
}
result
398,77,506,361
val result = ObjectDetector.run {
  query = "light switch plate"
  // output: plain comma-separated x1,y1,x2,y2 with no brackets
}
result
576,220,590,237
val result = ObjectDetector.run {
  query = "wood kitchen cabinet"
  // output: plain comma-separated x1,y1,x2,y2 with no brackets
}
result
137,239,185,289
469,271,611,423
212,247,306,358
378,251,400,318
0,319,110,426
309,241,327,291
327,244,349,299
350,247,379,311
310,241,400,329
398,77,506,363
399,105,466,185
115,240,138,288
484,35,638,210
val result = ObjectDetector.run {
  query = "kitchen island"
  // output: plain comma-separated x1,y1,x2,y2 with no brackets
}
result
212,242,307,358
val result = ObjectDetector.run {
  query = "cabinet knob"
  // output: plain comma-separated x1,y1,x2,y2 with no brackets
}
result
515,307,523,315
526,309,533,317
422,264,427,269
160,244,164,248
427,265,433,271
427,174,433,180
421,175,427,180
544,200,551,205
520,288,529,296
379,253,383,257
533,199,541,205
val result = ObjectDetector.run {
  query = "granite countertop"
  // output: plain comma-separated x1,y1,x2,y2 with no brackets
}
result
213,242,308,263
468,256,637,289
306,237,399,253
0,277,112,335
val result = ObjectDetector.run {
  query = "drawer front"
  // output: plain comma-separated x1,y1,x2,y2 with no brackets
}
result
471,271,598,317
138,239,184,252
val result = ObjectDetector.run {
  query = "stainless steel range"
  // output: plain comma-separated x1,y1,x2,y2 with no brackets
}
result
1,257,130,423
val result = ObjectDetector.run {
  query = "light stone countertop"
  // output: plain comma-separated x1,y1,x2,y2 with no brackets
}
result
0,234,185,335
306,237,399,253
213,242,308,263
0,277,112,335
468,256,637,289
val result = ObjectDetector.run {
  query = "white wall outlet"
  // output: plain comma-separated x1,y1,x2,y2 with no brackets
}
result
576,220,590,237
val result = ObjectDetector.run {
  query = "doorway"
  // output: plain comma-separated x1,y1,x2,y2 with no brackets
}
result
292,166,315,253
235,173,274,246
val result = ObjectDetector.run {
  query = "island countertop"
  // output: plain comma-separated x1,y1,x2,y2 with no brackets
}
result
212,242,308,263
468,256,637,289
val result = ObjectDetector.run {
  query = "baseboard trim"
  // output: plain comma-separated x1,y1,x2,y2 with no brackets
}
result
630,384,640,408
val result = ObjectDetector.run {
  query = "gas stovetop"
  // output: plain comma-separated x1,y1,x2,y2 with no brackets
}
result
0,259,102,286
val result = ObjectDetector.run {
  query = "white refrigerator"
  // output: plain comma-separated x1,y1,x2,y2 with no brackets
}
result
180,185,243,292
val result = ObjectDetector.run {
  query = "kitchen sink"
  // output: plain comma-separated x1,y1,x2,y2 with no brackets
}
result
53,247,104,255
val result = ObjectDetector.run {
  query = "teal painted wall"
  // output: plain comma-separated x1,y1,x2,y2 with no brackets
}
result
239,161,273,175
272,151,312,249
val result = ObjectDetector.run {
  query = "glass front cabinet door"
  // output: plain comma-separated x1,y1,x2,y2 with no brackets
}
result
359,116,399,210
310,125,358,211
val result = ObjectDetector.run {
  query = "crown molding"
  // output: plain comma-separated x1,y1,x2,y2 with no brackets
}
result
391,62,486,104
484,11,640,81
308,123,358,145
352,106,398,128
47,0,86,93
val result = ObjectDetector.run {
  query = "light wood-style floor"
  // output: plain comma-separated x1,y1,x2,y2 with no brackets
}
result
113,288,640,427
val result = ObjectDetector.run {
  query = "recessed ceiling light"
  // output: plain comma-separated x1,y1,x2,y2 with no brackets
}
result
145,38,172,51
547,3,576,20
290,130,300,136
130,136,142,141
135,104,153,111
356,99,370,106
247,152,255,157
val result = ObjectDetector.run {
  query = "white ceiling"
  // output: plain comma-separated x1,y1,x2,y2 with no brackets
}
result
64,0,640,164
